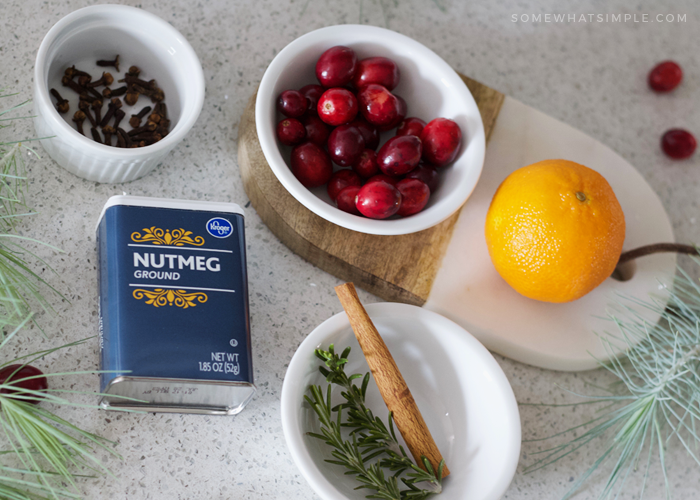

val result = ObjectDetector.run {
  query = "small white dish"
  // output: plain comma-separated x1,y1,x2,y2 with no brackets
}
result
33,4,205,183
281,303,520,500
256,25,486,236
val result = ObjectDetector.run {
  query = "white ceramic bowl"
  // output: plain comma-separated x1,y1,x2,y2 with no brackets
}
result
256,25,486,235
281,303,521,500
33,4,205,183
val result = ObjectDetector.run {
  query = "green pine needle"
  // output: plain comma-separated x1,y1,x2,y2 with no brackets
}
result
524,258,700,499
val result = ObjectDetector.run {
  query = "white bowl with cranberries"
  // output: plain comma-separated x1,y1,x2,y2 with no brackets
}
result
256,25,485,236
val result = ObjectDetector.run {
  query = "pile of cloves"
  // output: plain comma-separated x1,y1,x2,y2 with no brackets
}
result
53,55,170,148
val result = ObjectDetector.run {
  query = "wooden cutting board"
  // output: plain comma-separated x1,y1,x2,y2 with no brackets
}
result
237,74,504,306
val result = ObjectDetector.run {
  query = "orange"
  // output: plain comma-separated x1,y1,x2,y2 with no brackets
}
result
484,159,625,303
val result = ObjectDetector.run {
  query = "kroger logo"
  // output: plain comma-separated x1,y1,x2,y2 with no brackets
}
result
206,217,233,238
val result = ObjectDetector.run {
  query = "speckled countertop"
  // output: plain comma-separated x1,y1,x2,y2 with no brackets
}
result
1,0,699,498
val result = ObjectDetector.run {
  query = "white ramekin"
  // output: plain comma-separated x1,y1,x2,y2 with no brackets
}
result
256,25,486,236
33,4,205,183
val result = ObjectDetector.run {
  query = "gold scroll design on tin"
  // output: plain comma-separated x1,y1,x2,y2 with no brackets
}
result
131,227,205,247
132,288,208,309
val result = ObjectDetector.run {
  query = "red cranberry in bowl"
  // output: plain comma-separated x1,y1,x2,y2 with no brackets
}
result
318,88,358,126
396,117,427,138
661,129,696,159
420,118,462,166
277,90,307,118
353,57,400,91
290,142,333,188
299,84,325,114
377,135,422,176
364,174,399,187
336,185,362,215
276,118,306,146
405,163,439,192
352,149,379,178
316,46,358,88
349,118,380,150
357,84,401,129
327,169,362,202
648,61,683,92
301,115,330,146
328,125,365,167
356,180,402,219
396,178,430,216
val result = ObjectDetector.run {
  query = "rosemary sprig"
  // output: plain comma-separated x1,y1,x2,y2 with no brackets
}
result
524,258,700,499
305,344,444,500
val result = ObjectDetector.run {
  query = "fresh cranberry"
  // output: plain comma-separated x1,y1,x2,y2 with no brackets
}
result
353,57,400,90
377,135,422,176
349,118,380,150
290,142,333,187
420,118,462,166
327,169,362,202
357,84,401,129
356,181,402,219
649,61,683,92
277,90,307,118
352,149,379,178
299,84,325,114
405,164,439,192
316,46,358,88
276,118,306,146
328,125,365,166
301,115,330,146
396,117,427,138
661,129,697,159
365,174,398,187
0,364,48,403
336,185,362,215
396,178,430,216
318,88,358,126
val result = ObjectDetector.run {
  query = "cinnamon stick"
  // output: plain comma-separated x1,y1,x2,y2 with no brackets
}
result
334,282,449,478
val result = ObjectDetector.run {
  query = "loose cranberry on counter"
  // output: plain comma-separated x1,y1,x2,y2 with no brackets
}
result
353,57,400,91
290,142,333,188
336,185,362,215
364,174,399,186
661,129,697,159
396,178,430,216
276,118,306,146
301,115,330,146
377,135,422,176
356,181,402,219
327,169,362,202
350,118,380,150
357,84,401,129
299,84,325,114
405,163,439,192
318,88,358,126
0,364,48,404
648,61,683,92
328,125,365,166
352,149,380,178
277,90,307,118
316,46,358,88
396,117,427,138
420,118,462,166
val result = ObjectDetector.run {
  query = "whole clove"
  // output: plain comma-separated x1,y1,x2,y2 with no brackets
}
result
78,74,92,87
127,66,141,77
92,99,103,125
61,75,87,95
64,66,91,79
119,75,157,90
72,111,86,135
100,98,123,128
113,108,125,129
91,127,103,144
124,90,140,106
96,55,120,72
129,105,152,128
103,86,127,99
78,101,98,128
117,127,132,148
128,122,157,137
102,126,116,146
50,89,69,114
87,72,114,88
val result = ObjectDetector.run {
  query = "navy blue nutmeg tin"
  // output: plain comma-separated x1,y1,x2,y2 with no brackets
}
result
96,195,255,414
